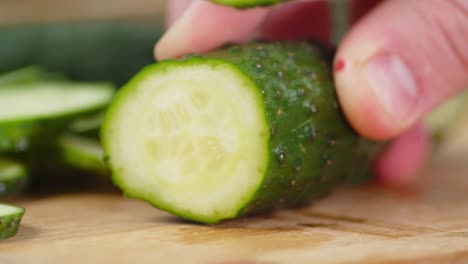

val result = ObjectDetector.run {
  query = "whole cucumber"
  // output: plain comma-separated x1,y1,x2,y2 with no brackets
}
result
102,41,384,224
0,22,162,85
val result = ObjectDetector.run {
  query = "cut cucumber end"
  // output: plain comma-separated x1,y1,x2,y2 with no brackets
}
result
0,204,25,241
103,59,270,223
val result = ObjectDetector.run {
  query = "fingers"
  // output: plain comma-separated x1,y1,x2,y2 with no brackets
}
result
334,0,468,140
166,0,193,26
155,0,269,60
374,124,431,185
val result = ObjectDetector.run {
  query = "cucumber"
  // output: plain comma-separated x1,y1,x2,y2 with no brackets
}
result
103,41,383,224
426,91,468,142
59,134,107,175
210,0,289,8
0,82,114,153
67,111,105,139
0,66,45,86
0,204,25,241
0,158,28,198
0,22,162,85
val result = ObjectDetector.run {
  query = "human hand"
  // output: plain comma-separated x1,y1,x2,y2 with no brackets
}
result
154,0,468,185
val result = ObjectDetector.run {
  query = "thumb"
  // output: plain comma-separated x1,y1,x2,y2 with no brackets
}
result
334,0,468,140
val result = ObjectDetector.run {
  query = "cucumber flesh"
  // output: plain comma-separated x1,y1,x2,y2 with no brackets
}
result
104,59,269,223
59,134,107,175
0,158,28,197
0,204,25,240
0,82,114,123
103,41,382,224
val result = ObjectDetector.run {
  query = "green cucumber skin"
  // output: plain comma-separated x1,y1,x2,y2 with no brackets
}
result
0,205,25,241
210,0,289,8
0,159,28,198
0,22,162,85
105,41,383,223
203,41,382,216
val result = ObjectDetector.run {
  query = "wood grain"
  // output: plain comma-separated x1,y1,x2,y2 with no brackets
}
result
1,140,468,263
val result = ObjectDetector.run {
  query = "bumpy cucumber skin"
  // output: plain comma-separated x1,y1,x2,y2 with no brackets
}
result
0,159,28,198
104,41,383,223
204,41,383,217
0,205,25,240
210,0,289,8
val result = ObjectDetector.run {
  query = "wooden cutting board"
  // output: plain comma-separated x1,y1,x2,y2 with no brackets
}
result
2,124,468,264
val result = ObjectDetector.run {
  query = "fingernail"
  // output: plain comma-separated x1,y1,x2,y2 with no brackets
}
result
365,54,419,122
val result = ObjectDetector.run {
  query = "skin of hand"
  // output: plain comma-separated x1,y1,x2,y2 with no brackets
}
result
155,0,468,185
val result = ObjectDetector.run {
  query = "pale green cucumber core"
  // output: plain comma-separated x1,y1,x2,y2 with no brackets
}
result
106,60,270,222
0,204,22,216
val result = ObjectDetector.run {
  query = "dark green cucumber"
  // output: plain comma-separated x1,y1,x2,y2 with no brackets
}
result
0,22,163,85
210,0,289,8
59,134,107,176
103,41,383,224
0,158,28,198
0,81,114,153
0,204,25,240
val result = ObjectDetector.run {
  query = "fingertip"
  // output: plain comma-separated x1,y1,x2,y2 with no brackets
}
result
334,0,468,141
155,0,268,60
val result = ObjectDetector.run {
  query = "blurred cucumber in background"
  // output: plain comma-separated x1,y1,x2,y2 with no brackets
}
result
0,0,166,86
0,1,168,205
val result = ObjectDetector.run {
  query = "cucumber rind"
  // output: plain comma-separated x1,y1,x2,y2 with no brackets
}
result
102,58,271,224
0,204,25,241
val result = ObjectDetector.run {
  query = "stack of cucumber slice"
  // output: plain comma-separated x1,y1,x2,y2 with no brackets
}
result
0,21,164,240
0,66,115,240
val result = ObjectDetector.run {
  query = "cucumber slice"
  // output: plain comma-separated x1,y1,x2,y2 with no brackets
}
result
210,0,289,8
59,134,107,175
103,41,383,224
0,82,114,152
0,204,25,240
0,66,45,86
0,158,28,198
67,111,105,138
